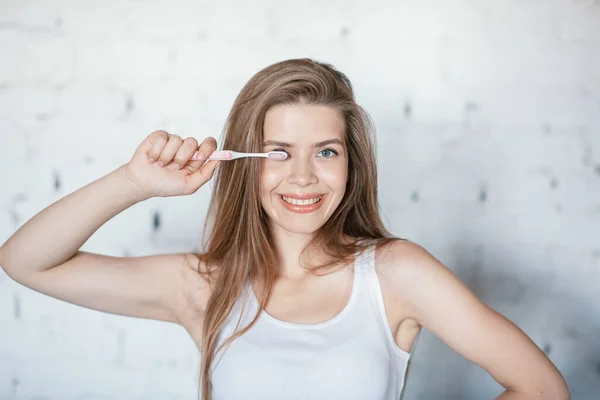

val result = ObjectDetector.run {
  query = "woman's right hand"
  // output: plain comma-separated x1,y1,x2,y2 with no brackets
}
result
123,130,221,199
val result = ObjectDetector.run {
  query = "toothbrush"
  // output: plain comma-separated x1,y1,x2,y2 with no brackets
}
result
191,150,288,161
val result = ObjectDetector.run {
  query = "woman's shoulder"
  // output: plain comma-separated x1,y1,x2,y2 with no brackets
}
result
375,239,445,290
179,253,219,315
375,239,471,318
181,252,212,274
377,238,427,260
376,238,430,266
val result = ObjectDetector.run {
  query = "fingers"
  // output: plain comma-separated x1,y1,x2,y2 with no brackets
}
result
156,135,183,168
192,136,218,163
146,131,218,171
185,159,221,194
170,137,198,169
184,136,220,193
147,130,169,163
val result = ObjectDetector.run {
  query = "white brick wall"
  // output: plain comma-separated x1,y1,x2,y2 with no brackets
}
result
0,0,598,398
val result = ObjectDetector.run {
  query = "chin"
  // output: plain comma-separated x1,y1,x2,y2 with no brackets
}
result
285,222,325,233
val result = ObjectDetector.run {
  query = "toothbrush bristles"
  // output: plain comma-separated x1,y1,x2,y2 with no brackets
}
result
268,151,287,161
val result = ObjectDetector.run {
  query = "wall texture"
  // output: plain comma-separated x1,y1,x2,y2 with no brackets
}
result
0,0,598,399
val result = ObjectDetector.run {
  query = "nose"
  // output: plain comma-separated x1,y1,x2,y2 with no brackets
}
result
286,154,317,186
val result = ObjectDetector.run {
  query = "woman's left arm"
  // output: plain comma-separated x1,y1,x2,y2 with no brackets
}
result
385,241,570,399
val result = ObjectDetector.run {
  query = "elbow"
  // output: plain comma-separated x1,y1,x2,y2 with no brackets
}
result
554,386,570,400
512,376,570,400
547,390,570,400
0,245,21,282
552,372,571,400
540,380,570,400
0,245,9,274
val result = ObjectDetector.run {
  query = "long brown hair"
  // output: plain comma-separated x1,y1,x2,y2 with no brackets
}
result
194,58,405,399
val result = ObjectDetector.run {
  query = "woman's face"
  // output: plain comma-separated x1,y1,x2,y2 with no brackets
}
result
260,104,348,235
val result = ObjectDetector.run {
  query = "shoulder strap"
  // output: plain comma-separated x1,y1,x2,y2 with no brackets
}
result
354,243,376,272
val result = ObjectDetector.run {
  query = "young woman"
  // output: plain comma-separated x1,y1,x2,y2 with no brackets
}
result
0,59,569,400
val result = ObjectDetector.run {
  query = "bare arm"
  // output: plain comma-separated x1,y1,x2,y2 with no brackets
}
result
0,165,147,275
0,166,188,322
383,241,570,400
0,132,220,324
3,251,203,323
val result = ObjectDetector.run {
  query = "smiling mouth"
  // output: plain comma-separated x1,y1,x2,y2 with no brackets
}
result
278,194,325,204
277,194,327,208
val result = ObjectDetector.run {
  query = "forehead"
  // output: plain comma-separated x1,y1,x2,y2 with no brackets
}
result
263,104,344,140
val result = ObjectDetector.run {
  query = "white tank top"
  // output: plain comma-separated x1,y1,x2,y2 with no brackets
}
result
206,244,414,400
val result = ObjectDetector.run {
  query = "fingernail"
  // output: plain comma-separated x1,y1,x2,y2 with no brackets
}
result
158,160,165,167
148,157,155,163
193,152,205,161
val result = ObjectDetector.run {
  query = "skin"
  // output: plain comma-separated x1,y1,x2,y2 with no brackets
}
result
377,241,570,399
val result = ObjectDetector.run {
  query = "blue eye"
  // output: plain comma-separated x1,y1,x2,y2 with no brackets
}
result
319,148,339,158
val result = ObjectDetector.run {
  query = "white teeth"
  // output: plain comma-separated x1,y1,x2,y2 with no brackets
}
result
281,195,323,205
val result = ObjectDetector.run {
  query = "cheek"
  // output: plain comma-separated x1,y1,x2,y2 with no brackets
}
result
260,165,282,192
320,164,348,185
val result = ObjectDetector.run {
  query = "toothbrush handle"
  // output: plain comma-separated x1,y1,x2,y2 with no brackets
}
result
206,151,267,160
206,150,234,161
191,150,268,161
243,153,268,157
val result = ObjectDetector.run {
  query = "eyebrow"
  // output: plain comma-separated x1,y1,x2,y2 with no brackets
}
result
263,138,344,148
